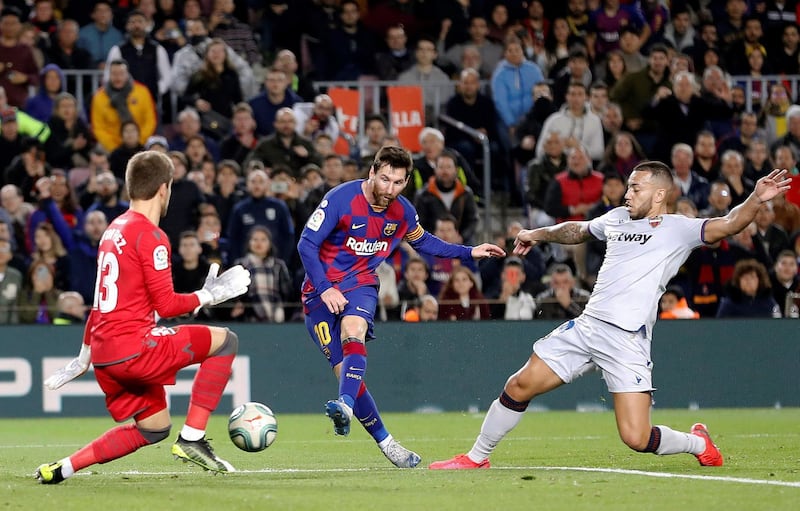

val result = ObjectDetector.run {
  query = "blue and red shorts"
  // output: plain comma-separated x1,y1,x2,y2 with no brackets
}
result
303,286,377,367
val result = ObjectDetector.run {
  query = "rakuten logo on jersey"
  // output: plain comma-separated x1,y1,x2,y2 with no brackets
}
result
345,237,389,255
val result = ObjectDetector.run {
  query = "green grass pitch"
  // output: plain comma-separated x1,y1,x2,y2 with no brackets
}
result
1,408,798,511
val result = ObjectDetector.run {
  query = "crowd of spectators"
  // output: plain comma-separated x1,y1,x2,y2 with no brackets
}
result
2,0,800,324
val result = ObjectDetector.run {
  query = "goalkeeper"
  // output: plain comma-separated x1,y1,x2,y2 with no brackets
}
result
35,151,251,484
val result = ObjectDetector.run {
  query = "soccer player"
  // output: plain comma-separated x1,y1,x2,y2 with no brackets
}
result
36,151,252,484
298,145,505,468
430,161,791,469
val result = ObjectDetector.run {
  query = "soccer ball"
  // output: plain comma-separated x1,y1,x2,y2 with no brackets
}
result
228,402,278,452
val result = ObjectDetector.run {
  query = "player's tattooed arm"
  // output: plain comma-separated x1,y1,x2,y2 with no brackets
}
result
537,221,593,245
514,221,593,255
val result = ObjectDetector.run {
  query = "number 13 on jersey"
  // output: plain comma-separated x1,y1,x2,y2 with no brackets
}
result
93,250,120,313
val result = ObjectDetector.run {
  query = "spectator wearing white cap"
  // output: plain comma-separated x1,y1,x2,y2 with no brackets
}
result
145,135,169,152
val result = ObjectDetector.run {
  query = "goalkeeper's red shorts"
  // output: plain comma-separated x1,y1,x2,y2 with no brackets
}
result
94,325,213,422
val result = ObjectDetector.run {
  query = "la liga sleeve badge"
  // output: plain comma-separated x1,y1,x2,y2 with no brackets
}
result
306,208,325,231
153,245,169,271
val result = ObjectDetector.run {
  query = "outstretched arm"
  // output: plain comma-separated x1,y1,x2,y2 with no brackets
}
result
408,230,505,260
703,169,792,244
513,221,593,256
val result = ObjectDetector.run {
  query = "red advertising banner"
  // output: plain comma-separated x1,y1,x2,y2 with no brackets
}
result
387,85,424,152
328,87,360,156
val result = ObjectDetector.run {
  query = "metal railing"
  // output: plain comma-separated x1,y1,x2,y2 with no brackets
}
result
61,69,104,113
439,113,493,242
784,292,800,318
62,70,800,122
312,79,454,141
733,75,800,112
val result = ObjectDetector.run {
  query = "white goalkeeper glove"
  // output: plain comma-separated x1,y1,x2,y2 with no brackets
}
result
195,263,251,306
44,343,91,390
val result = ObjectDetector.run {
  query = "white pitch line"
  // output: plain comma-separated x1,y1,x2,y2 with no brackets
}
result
495,466,800,488
4,433,797,449
83,466,800,488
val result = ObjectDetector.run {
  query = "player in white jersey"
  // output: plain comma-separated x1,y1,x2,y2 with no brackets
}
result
430,161,791,470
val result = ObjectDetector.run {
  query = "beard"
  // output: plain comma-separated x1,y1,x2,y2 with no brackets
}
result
377,193,394,207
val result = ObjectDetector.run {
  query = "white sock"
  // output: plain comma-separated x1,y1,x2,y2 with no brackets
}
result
654,425,706,455
467,399,524,463
378,434,394,451
180,425,205,441
59,457,74,478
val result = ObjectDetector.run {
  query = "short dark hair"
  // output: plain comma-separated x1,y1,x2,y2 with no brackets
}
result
217,159,241,176
126,151,174,200
301,163,322,178
648,43,670,57
365,113,388,129
437,149,459,167
567,81,588,93
20,137,42,153
126,9,146,23
180,230,199,242
91,145,109,157
119,120,139,135
663,285,685,300
405,256,429,273
568,48,588,60
270,164,293,179
548,262,574,277
0,6,22,20
631,160,675,187
436,213,458,227
371,145,413,177
776,249,797,262
109,58,128,69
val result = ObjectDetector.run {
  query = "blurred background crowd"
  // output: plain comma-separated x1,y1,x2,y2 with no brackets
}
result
1,0,800,325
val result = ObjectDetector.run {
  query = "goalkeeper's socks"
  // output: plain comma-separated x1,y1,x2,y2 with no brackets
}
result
70,424,150,471
353,385,390,443
339,339,367,410
58,457,75,479
180,425,205,442
186,352,235,429
468,396,526,463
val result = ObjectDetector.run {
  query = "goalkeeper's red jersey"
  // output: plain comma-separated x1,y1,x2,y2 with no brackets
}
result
85,209,201,366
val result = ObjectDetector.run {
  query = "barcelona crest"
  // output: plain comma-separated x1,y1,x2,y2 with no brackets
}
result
383,222,398,236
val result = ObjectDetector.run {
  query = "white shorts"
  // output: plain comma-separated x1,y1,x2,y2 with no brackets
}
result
533,314,654,393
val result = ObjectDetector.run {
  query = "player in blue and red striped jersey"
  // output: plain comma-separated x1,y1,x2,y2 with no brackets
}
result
298,145,505,468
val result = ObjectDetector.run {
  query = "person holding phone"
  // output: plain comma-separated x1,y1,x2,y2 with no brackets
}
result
490,256,537,320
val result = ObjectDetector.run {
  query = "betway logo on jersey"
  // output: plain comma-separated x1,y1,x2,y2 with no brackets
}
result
345,237,389,255
607,232,653,245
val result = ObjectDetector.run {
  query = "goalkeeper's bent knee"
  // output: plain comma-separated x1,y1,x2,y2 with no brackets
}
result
215,329,239,356
138,425,171,444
